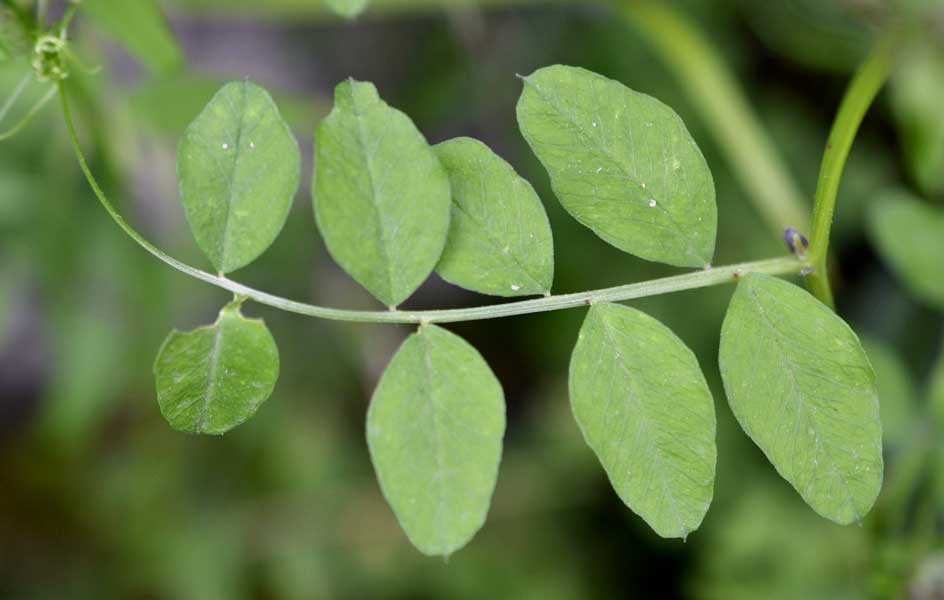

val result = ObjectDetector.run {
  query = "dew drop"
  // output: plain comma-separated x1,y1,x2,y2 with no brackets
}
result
221,143,229,150
249,141,256,150
592,121,598,128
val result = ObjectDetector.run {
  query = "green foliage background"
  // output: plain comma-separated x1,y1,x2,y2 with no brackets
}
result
1,0,942,597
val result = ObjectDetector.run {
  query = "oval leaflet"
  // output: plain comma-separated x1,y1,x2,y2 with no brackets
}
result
569,302,716,538
178,80,301,274
313,79,451,308
154,301,280,435
718,273,883,524
367,324,505,556
517,65,717,268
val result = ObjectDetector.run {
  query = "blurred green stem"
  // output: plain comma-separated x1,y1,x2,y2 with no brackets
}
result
806,33,899,309
58,82,806,325
0,83,57,141
620,0,810,236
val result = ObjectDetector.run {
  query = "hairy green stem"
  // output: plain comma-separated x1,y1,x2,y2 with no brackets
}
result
58,82,806,325
621,0,809,236
806,33,899,308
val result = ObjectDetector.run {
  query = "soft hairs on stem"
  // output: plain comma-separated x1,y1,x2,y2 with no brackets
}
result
57,82,807,325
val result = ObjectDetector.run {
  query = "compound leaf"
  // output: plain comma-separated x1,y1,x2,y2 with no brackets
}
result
517,65,716,268
569,302,716,538
313,79,450,308
178,80,301,274
868,191,944,309
154,302,280,435
718,273,883,525
367,324,505,557
434,137,554,297
326,0,369,19
82,0,183,75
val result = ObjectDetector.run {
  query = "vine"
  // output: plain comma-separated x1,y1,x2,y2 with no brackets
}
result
3,0,901,557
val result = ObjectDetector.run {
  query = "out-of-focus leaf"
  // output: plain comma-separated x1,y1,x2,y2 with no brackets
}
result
738,0,870,73
434,137,554,297
517,64,716,268
153,301,280,435
930,339,944,431
326,0,369,19
38,308,122,448
82,0,183,75
569,302,716,538
178,81,300,274
694,483,869,600
868,191,944,309
891,42,944,198
367,324,505,557
861,337,919,447
718,273,883,524
313,79,450,307
0,4,29,61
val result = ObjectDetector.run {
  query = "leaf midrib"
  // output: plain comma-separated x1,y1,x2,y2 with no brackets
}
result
217,82,250,272
349,87,397,305
420,330,449,554
197,321,226,433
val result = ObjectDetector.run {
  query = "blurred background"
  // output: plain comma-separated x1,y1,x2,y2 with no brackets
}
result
1,0,944,597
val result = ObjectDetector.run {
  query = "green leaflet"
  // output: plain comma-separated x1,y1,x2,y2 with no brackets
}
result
868,191,944,309
326,0,369,19
891,42,944,198
861,337,918,447
718,273,883,525
82,0,183,75
154,301,279,435
434,137,554,297
178,81,301,274
569,302,716,538
517,65,716,268
366,324,505,556
0,4,29,61
313,79,451,308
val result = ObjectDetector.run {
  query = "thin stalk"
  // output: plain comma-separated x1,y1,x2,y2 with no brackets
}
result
621,0,809,236
806,33,899,308
0,73,32,125
36,0,47,29
0,84,57,141
59,81,806,325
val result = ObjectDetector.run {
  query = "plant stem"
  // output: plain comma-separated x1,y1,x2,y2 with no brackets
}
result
0,84,57,141
0,73,32,125
621,0,809,236
58,82,806,325
806,33,899,309
36,0,47,29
